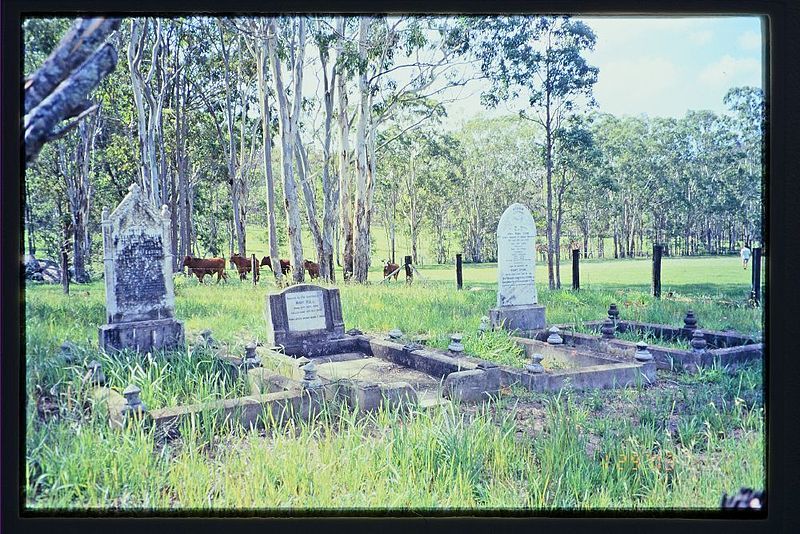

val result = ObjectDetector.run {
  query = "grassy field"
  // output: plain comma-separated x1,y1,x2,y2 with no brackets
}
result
24,256,765,511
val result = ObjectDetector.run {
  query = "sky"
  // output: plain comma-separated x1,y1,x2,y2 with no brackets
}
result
443,16,765,129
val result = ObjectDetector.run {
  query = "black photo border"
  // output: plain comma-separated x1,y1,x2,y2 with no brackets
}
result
3,0,798,532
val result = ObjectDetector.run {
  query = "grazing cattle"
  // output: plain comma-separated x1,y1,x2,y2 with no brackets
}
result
182,256,227,284
261,256,292,276
303,259,320,280
383,261,400,281
230,253,259,281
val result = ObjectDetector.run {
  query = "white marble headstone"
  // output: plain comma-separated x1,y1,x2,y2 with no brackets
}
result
496,203,538,307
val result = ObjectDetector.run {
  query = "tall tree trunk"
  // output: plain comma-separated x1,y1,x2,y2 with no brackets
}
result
295,134,323,260
318,24,342,282
352,17,372,283
24,181,36,255
128,18,168,207
257,34,282,282
338,57,354,281
268,18,305,282
545,112,555,290
218,21,244,256
176,61,192,265
62,107,98,283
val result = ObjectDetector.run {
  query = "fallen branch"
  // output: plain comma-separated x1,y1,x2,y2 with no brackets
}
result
379,266,402,284
24,18,121,115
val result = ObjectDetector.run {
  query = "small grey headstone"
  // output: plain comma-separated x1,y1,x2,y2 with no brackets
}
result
265,284,345,355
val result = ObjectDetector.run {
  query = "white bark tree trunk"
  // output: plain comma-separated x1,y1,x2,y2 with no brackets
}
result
352,17,372,283
268,18,305,282
256,33,282,281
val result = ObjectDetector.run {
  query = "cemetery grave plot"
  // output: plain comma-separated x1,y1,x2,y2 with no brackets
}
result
483,202,657,391
519,306,763,373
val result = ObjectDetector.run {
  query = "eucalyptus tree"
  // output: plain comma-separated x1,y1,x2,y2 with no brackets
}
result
267,17,307,282
309,17,345,281
348,16,475,282
465,16,598,288
128,18,181,207
455,115,541,263
551,114,601,286
725,86,765,246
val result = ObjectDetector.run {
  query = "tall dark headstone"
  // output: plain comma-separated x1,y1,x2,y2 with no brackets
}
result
652,244,663,298
98,184,185,353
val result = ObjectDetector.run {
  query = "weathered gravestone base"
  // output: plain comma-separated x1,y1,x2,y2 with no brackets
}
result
489,304,547,332
489,203,546,331
98,184,184,354
99,318,185,354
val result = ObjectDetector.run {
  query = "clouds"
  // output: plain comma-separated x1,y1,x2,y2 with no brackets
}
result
698,55,762,88
578,16,762,118
592,56,682,116
738,30,762,51
689,30,714,46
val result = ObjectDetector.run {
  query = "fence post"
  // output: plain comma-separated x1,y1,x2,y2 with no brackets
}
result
652,244,663,298
751,247,762,305
61,249,70,295
404,255,413,285
251,254,258,286
572,249,580,290
456,253,463,290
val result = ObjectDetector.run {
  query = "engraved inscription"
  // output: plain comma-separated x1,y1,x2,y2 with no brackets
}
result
114,231,166,310
285,291,327,332
497,204,538,307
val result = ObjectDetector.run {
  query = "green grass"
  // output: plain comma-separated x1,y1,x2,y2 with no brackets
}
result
23,255,764,511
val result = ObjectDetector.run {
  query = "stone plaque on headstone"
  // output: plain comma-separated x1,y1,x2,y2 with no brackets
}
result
265,284,345,355
285,290,327,332
98,184,185,353
489,203,546,331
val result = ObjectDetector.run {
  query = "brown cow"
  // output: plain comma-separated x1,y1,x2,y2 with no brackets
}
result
383,261,400,281
303,259,320,280
261,256,292,276
182,256,228,284
230,253,259,282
